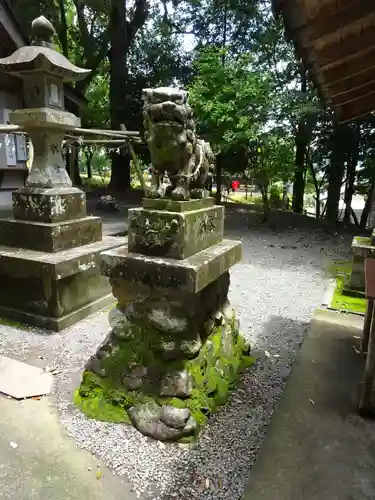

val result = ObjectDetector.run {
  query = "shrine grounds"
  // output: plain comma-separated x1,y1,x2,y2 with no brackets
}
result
0,201,363,500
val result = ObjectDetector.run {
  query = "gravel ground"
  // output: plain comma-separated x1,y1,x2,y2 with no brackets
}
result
0,206,355,500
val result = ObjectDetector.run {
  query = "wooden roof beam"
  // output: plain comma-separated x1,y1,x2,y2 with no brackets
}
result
332,82,375,107
305,0,375,44
322,46,375,86
328,66,375,97
316,23,375,69
337,91,375,123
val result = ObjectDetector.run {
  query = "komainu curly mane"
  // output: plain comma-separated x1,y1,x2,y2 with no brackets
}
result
142,87,215,201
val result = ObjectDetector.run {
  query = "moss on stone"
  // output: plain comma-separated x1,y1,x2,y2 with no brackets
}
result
353,236,371,246
327,259,366,314
74,311,254,439
0,317,30,330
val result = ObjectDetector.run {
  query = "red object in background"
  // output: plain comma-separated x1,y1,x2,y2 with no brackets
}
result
231,180,240,191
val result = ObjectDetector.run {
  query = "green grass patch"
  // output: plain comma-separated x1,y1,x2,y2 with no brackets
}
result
328,259,367,314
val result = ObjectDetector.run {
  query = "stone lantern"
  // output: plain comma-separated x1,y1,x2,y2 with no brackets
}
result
0,16,90,188
0,16,123,331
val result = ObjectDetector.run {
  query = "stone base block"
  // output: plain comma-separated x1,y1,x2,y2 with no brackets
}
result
0,236,123,331
142,197,215,212
75,270,254,442
0,216,102,252
102,239,242,294
13,187,87,223
348,236,375,292
0,294,114,332
128,203,224,260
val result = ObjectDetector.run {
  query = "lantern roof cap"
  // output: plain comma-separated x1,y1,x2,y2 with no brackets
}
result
0,16,91,82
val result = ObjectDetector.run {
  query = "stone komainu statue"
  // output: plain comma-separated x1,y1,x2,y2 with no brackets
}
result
142,87,215,201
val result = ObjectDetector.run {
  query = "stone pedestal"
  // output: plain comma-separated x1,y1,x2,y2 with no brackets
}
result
0,186,123,331
348,235,375,293
75,198,253,442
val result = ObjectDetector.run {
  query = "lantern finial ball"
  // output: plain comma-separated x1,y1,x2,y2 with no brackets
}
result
31,16,56,48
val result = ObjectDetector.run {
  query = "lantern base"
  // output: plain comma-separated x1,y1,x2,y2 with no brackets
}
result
0,236,122,331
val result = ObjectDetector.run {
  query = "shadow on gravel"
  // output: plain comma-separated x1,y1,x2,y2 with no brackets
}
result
154,315,309,500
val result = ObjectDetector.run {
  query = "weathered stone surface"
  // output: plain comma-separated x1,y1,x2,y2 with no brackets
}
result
222,299,235,322
13,188,87,223
0,236,123,330
122,364,148,390
148,309,188,335
108,307,136,340
348,236,375,292
129,402,197,441
75,288,254,441
180,337,202,358
0,216,102,252
101,238,242,294
10,107,80,130
128,205,224,260
75,198,253,441
142,197,214,213
160,406,190,429
142,87,215,201
160,370,193,397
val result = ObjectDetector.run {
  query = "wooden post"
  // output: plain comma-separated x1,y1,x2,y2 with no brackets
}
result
363,299,373,354
359,302,375,416
120,124,146,191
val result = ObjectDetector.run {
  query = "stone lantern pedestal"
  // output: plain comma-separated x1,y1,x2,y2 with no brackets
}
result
0,17,123,330
75,197,253,441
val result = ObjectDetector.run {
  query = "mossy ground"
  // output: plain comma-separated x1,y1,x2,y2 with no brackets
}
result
0,317,30,330
74,313,255,437
328,260,366,314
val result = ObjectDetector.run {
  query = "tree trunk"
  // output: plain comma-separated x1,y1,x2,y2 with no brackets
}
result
315,192,320,219
292,120,306,214
73,151,82,186
361,184,375,229
292,69,308,214
109,150,131,190
343,123,360,224
325,123,347,224
215,154,222,204
108,0,149,191
260,188,269,222
86,154,92,179
343,155,356,224
108,0,130,190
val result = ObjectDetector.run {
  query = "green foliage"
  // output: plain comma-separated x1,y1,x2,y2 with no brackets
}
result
189,47,271,155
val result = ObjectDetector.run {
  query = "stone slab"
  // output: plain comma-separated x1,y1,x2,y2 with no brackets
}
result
0,355,53,399
13,187,87,222
128,205,224,260
142,197,215,212
0,236,123,327
0,293,114,331
0,216,102,252
101,238,242,294
0,235,123,280
351,235,375,257
10,107,80,129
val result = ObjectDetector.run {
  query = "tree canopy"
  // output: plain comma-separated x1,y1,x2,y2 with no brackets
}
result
8,0,375,226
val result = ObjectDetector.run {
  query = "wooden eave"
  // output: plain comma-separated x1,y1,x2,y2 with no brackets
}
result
273,0,375,123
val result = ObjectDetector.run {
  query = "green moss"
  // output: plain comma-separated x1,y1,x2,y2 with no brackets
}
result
74,311,255,440
354,236,371,246
0,317,30,330
327,259,366,314
331,273,366,314
74,371,155,423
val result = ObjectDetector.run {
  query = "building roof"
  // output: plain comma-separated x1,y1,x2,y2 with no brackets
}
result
272,0,375,123
0,0,87,108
